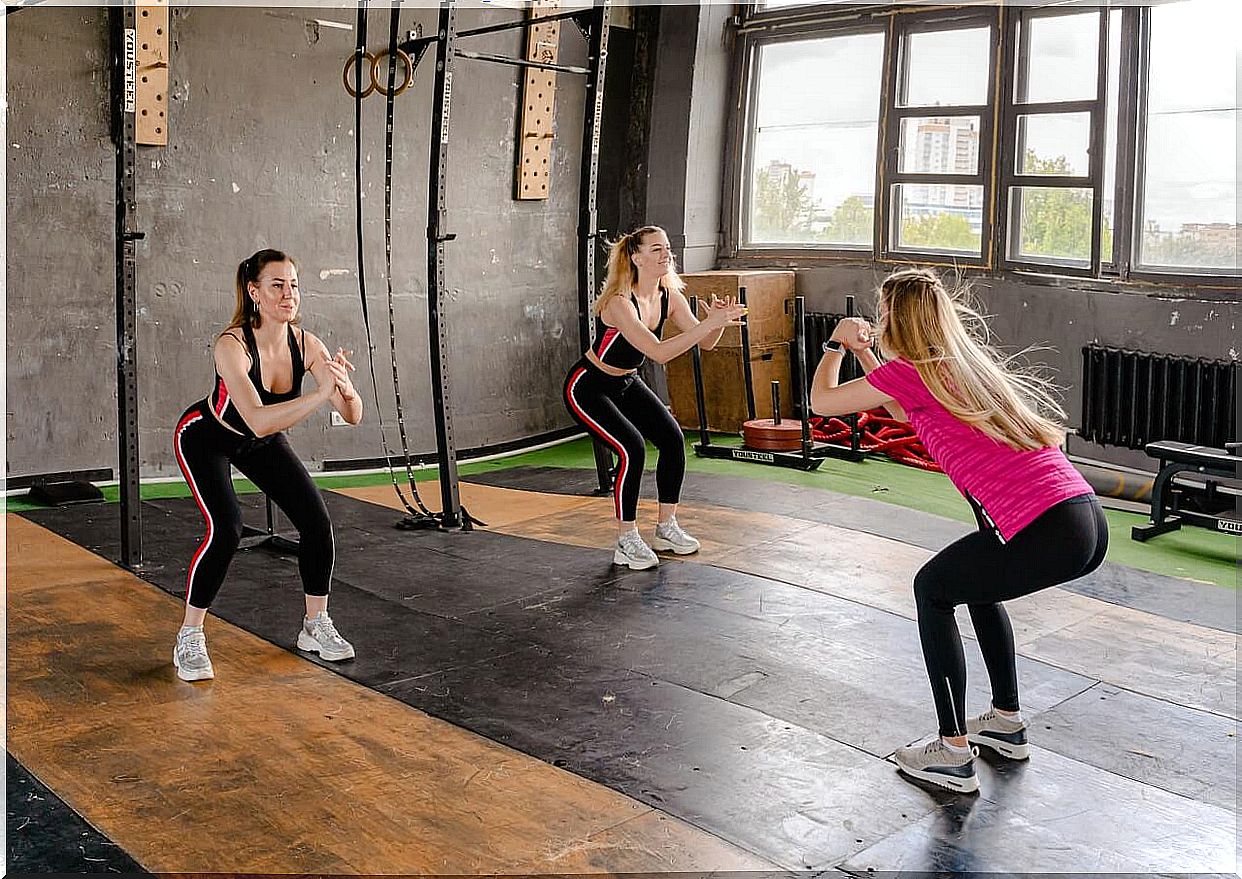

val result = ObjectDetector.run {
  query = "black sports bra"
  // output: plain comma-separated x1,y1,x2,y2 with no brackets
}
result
209,323,306,437
591,288,669,371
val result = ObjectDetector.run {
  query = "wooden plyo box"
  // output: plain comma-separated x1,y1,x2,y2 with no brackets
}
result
666,342,793,434
665,270,796,349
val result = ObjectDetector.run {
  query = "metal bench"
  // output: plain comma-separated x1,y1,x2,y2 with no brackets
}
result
1131,440,1240,541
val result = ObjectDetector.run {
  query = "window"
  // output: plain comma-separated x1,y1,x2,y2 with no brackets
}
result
744,32,885,248
1136,0,1239,274
1001,9,1108,271
729,0,1239,284
883,19,996,260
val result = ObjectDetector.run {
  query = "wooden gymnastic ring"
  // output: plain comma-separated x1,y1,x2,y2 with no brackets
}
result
343,51,376,98
371,48,414,97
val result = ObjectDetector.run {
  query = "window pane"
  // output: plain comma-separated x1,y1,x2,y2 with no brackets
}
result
893,184,983,254
748,34,884,246
1016,113,1091,176
1011,186,1094,264
1018,12,1099,104
1138,0,1239,271
1140,113,1238,270
900,27,990,107
899,116,981,175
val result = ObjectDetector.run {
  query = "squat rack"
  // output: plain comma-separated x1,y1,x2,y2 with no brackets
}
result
383,0,614,528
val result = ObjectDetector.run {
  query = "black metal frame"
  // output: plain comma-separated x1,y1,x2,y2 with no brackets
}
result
111,3,144,568
382,0,613,525
995,6,1109,277
689,294,863,472
1132,442,1241,542
877,8,1000,268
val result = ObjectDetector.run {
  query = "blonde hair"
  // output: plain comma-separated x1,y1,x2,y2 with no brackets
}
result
876,268,1066,451
229,248,299,330
595,225,686,315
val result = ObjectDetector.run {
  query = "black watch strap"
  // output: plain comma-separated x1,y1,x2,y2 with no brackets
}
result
822,340,845,354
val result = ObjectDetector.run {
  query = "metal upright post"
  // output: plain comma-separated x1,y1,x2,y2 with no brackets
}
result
738,285,756,421
794,296,812,458
427,0,463,527
577,0,612,495
690,296,710,449
112,4,143,566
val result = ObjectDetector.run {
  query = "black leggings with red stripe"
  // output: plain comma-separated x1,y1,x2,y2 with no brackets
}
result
173,399,334,609
564,358,685,522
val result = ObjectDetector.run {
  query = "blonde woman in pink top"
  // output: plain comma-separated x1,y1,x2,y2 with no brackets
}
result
809,268,1106,794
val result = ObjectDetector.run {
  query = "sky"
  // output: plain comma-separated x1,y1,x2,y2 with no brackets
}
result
750,0,1239,233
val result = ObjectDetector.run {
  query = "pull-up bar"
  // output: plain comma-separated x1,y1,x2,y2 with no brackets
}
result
456,49,591,76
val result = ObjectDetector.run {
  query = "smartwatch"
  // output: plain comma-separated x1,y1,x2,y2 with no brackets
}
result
822,340,845,354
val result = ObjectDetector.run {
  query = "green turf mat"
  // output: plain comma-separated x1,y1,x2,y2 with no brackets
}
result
7,435,1234,589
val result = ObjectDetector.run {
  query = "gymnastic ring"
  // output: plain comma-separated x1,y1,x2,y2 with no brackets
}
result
343,50,376,98
371,48,414,97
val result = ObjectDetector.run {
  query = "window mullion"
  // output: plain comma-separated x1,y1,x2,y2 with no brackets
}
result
1088,6,1109,276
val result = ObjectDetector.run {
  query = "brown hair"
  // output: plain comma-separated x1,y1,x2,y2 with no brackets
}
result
228,248,298,330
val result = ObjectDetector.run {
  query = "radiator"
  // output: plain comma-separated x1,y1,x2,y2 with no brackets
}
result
1080,344,1237,450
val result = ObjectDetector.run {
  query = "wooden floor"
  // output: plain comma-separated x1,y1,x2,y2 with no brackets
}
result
8,475,1239,875
7,514,771,875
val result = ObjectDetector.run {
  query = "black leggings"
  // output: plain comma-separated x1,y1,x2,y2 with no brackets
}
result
564,358,685,522
172,400,334,609
914,493,1108,737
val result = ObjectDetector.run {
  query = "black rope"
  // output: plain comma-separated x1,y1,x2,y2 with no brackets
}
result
381,0,440,521
353,0,437,522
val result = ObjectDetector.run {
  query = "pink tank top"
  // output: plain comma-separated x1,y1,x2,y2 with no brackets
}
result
865,358,1092,541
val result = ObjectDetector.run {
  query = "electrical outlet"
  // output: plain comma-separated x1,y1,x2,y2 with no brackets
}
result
330,411,347,427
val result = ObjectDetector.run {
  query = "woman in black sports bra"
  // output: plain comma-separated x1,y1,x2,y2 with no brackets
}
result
564,225,745,570
170,248,363,682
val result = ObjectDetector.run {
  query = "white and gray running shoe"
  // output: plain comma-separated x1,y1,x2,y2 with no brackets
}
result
967,707,1030,760
297,611,356,661
652,516,701,555
173,626,214,682
893,738,980,793
613,529,659,570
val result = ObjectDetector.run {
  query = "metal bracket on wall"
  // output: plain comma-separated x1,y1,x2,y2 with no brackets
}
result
516,0,560,200
135,1,169,146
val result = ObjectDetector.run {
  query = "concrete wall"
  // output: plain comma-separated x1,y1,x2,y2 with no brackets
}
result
7,6,639,479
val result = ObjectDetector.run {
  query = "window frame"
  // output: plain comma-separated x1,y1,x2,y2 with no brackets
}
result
723,18,890,259
722,1,1239,288
877,8,1001,268
1127,3,1240,284
994,6,1111,278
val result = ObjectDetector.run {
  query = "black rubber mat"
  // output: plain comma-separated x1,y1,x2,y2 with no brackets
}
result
466,466,1240,635
7,752,150,875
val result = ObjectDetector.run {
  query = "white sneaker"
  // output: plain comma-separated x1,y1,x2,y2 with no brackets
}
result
297,612,356,661
652,516,701,555
967,706,1030,760
893,737,980,794
173,626,214,682
613,529,659,570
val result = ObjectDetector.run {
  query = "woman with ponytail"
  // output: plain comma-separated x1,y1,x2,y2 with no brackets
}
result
564,226,746,569
170,248,364,682
809,267,1106,794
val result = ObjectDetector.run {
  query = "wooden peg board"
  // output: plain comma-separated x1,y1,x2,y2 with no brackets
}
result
136,2,169,146
515,0,560,200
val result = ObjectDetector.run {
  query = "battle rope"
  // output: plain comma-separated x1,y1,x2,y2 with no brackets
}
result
809,409,943,473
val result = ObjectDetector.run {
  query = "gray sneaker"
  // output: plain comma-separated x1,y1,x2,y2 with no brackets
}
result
967,707,1029,760
173,627,214,682
893,738,980,793
652,516,701,555
614,529,659,570
297,612,355,661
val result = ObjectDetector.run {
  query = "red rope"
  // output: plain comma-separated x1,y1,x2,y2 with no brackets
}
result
809,408,942,472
